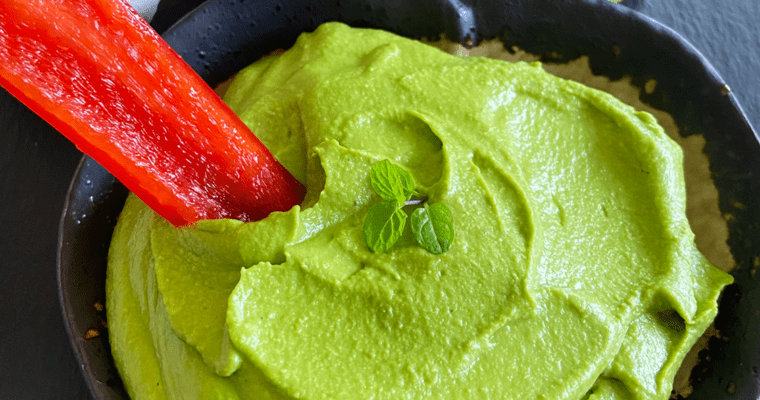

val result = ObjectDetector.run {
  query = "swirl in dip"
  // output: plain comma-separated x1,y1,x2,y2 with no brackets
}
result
106,22,732,400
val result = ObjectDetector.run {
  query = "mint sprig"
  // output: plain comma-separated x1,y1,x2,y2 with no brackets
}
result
363,160,454,254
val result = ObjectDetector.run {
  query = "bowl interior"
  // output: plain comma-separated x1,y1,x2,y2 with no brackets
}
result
57,0,760,399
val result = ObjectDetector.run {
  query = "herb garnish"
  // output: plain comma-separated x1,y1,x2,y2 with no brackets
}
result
363,160,454,254
410,203,454,255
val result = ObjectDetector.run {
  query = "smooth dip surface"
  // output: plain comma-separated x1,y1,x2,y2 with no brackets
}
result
106,22,732,400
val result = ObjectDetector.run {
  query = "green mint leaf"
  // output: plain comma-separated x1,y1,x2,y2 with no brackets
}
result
370,159,415,206
411,203,454,255
363,201,407,253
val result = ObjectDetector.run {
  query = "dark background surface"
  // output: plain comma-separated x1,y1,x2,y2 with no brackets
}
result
0,0,757,398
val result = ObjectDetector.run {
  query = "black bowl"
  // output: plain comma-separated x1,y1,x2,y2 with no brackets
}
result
57,0,760,399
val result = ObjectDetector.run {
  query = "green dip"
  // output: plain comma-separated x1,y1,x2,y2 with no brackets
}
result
106,22,732,399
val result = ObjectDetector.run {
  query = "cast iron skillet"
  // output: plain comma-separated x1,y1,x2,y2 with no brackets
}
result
57,0,760,398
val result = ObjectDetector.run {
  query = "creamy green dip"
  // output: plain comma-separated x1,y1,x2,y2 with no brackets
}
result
106,22,732,399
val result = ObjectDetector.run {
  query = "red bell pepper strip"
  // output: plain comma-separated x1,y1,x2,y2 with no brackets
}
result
0,0,305,226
